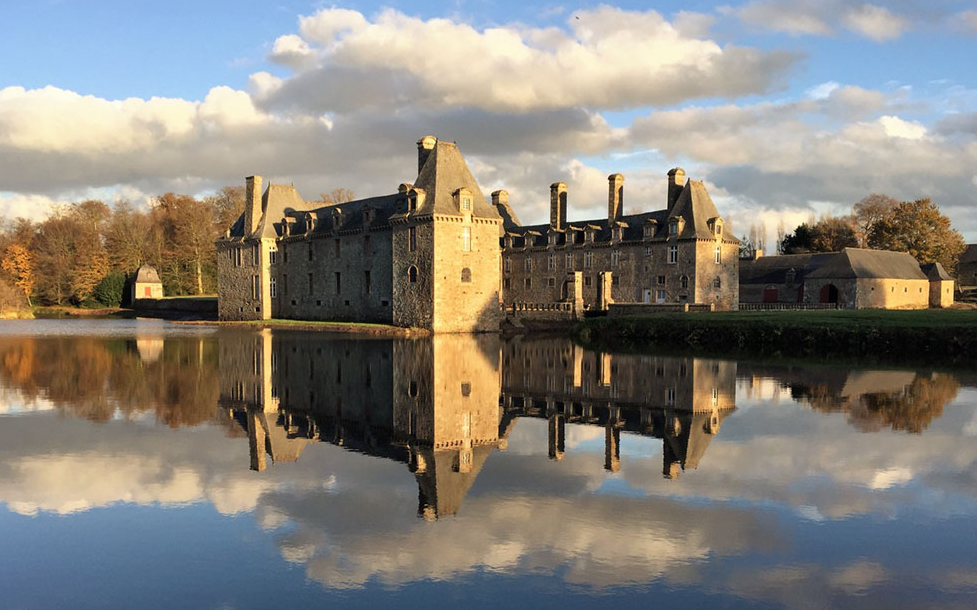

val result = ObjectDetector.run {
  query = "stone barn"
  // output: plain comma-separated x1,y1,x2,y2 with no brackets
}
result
920,262,954,308
801,249,930,309
132,265,164,300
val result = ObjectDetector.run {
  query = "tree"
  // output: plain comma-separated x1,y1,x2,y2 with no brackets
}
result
852,194,898,248
319,188,355,205
153,193,218,295
780,216,857,254
868,198,966,274
207,186,246,231
1,243,35,306
105,200,151,273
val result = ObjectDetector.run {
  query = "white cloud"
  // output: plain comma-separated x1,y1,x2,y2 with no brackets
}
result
842,4,909,42
807,81,840,100
734,1,910,41
879,114,927,139
259,7,798,114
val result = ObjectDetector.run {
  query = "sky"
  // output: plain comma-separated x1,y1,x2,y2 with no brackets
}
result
0,0,975,242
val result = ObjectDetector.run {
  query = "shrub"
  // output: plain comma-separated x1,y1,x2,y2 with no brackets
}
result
93,271,127,307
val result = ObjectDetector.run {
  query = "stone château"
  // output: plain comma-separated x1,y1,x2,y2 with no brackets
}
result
216,136,739,332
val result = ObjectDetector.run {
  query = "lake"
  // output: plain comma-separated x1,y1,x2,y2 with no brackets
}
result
1,319,975,609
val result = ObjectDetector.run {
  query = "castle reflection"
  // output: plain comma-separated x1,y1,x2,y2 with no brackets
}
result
218,331,737,518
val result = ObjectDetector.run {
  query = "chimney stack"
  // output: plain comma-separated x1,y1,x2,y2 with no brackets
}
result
417,135,437,174
244,175,263,235
550,182,567,230
608,173,624,221
492,189,508,208
667,168,686,213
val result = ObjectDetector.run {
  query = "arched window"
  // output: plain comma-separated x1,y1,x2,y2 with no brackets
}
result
408,266,418,283
680,275,689,289
461,268,472,283
713,276,722,289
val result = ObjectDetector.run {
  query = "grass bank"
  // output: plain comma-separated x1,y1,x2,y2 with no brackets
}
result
575,309,977,366
182,318,427,338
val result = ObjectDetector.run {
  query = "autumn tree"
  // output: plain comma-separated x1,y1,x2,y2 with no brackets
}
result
207,186,246,232
852,194,898,248
1,244,35,306
152,193,219,295
867,198,966,274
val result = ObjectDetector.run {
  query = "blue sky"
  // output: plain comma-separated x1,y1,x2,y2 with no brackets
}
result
0,0,975,240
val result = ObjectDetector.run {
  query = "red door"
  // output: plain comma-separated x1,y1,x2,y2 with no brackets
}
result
144,286,152,297
763,287,778,303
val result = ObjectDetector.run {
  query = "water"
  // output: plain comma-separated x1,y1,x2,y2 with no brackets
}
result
0,320,975,609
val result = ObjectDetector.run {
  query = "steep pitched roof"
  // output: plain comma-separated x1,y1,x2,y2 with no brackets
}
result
134,265,162,284
412,140,501,219
739,253,835,285
806,248,927,280
920,262,952,281
226,184,317,239
669,179,725,240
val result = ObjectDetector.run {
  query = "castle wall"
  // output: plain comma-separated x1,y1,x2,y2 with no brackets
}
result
392,220,436,329
432,217,502,333
217,239,272,321
275,230,394,323
693,238,740,311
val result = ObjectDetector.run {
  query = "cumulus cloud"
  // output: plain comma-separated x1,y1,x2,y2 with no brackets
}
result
956,10,977,34
733,1,910,41
258,6,799,114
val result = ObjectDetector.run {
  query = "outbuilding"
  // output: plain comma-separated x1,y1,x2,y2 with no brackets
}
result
132,265,164,301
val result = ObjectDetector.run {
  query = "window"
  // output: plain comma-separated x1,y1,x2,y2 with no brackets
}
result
525,257,532,272
283,246,288,263
461,268,471,283
715,244,721,264
584,276,592,287
713,276,721,289
283,274,288,295
363,235,370,255
681,275,689,289
503,278,511,289
643,225,653,238
548,277,555,287
234,247,243,267
408,266,418,283
657,275,666,286
667,387,676,406
252,275,260,299
269,249,278,265
461,382,471,397
408,194,417,212
462,197,471,211
409,227,417,252
584,252,593,269
548,255,556,271
252,243,259,265
504,257,511,273
270,277,277,298
525,278,532,288
612,275,619,286
668,245,678,264
335,271,341,294
462,227,471,252
712,387,719,406
308,273,314,295
565,252,573,269
309,242,314,261
365,270,371,294
669,221,678,235
656,289,666,302
645,246,652,258
333,239,340,257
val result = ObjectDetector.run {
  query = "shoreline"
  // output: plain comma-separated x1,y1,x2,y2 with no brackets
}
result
175,318,428,338
574,309,977,368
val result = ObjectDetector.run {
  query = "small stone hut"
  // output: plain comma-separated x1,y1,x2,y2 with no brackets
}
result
132,265,164,301
920,262,954,308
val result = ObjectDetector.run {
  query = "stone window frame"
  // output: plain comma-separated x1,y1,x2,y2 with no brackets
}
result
234,247,243,267
461,196,472,211
525,277,532,288
668,245,678,264
525,257,532,272
252,243,260,265
407,265,418,284
714,244,721,264
270,277,277,298
611,250,620,267
462,227,472,252
547,277,555,287
713,276,721,289
584,276,592,287
252,275,260,300
565,252,573,269
680,275,689,289
584,251,593,269
269,249,278,265
657,275,666,286
645,246,652,258
504,257,511,273
548,254,556,271
408,227,417,252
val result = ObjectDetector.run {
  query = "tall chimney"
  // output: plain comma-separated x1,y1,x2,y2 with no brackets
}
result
550,182,567,230
244,175,263,235
417,135,437,174
492,189,508,208
608,173,624,221
667,168,686,213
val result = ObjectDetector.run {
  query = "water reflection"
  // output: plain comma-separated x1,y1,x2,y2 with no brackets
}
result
0,325,976,607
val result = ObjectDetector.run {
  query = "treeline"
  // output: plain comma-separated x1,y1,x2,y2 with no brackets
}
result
0,188,245,307
740,194,967,274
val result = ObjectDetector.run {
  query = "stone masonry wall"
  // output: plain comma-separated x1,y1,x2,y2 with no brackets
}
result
432,217,502,333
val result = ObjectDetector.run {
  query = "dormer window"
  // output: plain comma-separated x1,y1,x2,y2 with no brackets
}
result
363,209,374,225
668,220,679,235
585,230,594,243
454,188,472,214
462,197,471,211
613,227,622,242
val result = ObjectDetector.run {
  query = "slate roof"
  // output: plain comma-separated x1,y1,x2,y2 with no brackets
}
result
806,248,927,280
134,265,162,284
502,177,736,247
920,262,952,281
226,138,500,242
739,252,835,285
959,244,977,265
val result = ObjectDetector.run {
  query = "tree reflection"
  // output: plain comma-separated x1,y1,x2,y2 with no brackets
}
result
0,335,220,427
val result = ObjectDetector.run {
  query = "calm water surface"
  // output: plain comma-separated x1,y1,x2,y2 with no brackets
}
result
1,320,976,609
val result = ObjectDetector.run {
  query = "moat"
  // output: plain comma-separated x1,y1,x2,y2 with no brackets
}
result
1,320,976,609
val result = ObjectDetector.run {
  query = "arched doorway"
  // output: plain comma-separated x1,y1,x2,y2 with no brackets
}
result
819,284,838,304
560,281,569,301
